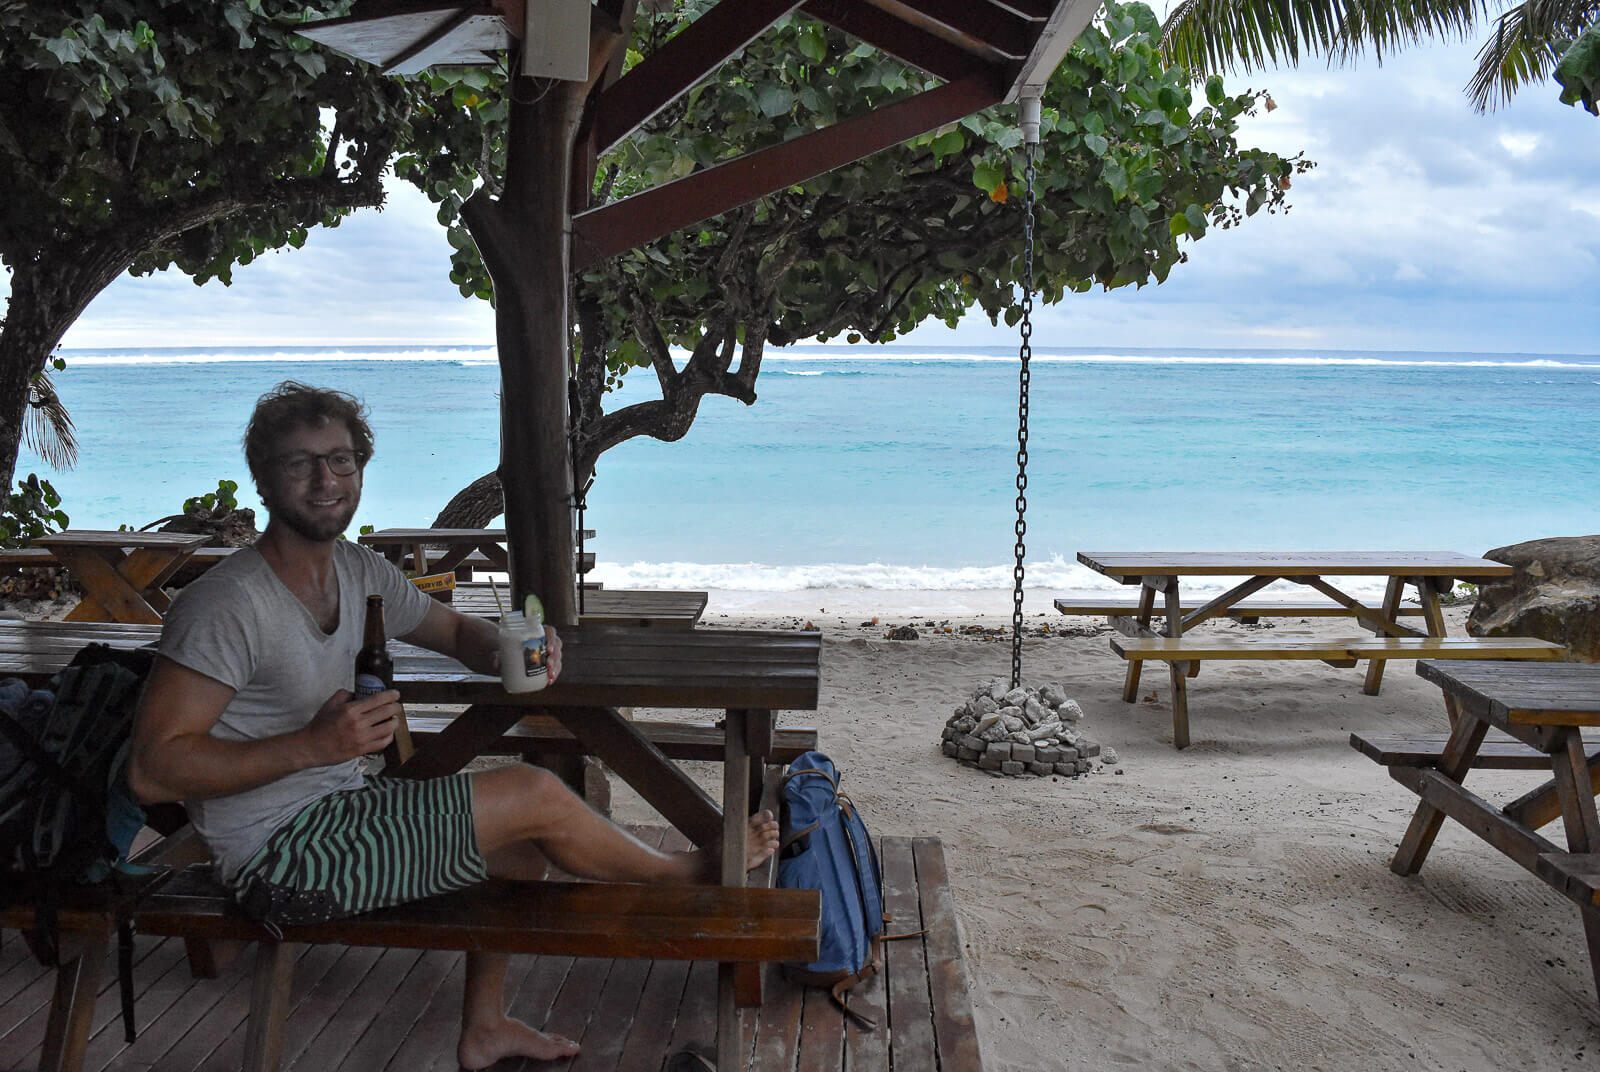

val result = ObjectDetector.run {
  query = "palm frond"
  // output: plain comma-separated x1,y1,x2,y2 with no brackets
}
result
24,370,77,471
1161,0,1496,78
1467,0,1600,108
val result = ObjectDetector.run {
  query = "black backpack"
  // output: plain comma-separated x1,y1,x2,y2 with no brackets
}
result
0,642,158,1040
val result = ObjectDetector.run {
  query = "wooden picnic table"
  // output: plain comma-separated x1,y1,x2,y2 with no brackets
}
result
1352,661,1600,1001
0,618,821,1072
357,527,595,587
35,531,211,624
1076,551,1523,749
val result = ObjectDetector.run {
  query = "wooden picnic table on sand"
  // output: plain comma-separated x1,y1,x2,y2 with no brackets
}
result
1070,551,1561,749
35,531,211,625
1352,661,1600,1001
358,527,594,587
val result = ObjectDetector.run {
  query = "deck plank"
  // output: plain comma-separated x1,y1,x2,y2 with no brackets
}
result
0,835,979,1072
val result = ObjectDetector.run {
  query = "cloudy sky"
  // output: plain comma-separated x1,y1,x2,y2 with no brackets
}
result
56,33,1600,357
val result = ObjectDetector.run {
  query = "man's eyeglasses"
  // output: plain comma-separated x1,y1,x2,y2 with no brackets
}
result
276,450,363,479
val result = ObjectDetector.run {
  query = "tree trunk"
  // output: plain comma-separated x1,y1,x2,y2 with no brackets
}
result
460,83,587,628
0,256,124,493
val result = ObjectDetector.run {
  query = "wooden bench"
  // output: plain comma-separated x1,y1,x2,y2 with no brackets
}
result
408,714,817,763
1055,595,1425,624
2,835,981,1072
1110,635,1565,670
125,863,818,1072
1351,730,1600,771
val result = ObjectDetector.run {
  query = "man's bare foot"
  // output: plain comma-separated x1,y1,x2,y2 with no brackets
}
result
458,1015,579,1069
692,810,780,882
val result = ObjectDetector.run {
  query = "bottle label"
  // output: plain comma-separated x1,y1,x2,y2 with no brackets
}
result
521,636,548,683
354,673,386,699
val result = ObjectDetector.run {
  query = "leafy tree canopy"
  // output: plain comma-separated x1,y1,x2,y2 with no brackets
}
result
0,0,478,489
414,0,1309,514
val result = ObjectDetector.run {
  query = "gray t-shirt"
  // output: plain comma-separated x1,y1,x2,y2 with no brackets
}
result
157,541,432,883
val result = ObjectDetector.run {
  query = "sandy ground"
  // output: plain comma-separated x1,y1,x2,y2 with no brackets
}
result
605,603,1599,1072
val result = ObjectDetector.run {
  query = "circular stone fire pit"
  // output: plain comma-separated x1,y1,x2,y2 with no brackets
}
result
940,682,1118,777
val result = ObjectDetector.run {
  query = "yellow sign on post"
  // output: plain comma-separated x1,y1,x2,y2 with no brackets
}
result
410,571,458,598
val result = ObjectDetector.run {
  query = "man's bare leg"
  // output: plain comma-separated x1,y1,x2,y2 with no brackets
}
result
458,841,577,1070
470,764,779,882
456,765,780,1069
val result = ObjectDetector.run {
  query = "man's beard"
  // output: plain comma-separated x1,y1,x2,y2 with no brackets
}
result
264,489,358,543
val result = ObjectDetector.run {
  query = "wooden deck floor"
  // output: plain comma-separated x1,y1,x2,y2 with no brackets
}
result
0,837,979,1072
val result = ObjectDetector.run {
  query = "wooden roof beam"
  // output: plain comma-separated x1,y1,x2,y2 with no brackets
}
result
876,0,1034,59
592,0,806,156
571,70,1005,270
799,0,994,83
1007,0,1102,100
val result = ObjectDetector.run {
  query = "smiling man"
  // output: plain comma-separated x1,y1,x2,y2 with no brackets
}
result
128,382,778,1069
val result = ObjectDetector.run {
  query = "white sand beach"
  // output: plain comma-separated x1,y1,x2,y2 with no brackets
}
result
606,597,1597,1072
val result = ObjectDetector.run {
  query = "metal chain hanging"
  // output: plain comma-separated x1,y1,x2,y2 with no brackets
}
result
1010,124,1039,691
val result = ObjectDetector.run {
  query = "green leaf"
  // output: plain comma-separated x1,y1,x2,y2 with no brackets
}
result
972,163,1002,194
1205,75,1226,108
1183,203,1208,236
1084,132,1108,156
755,84,794,118
932,128,964,158
798,24,827,64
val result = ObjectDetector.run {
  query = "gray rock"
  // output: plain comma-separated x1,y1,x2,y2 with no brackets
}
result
1036,746,1061,764
957,746,983,761
1000,714,1024,732
1011,743,1035,763
941,740,960,758
988,682,1010,702
1028,720,1062,742
1041,683,1068,707
941,726,959,742
1081,742,1101,758
1008,731,1031,744
974,713,1001,733
1058,727,1082,747
1004,687,1030,707
1058,699,1085,722
1470,535,1600,660
979,750,1005,770
1028,761,1053,776
960,734,987,751
952,715,977,733
998,705,1023,723
1101,746,1120,764
1053,762,1077,776
979,723,1009,743
1023,698,1048,724
975,695,999,715
1000,760,1025,776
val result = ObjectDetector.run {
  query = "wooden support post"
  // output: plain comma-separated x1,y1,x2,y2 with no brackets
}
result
1550,727,1600,1001
1121,583,1155,703
244,941,299,1072
1162,580,1190,750
38,931,108,1072
1362,576,1406,695
1390,711,1490,875
719,711,752,1070
462,80,586,628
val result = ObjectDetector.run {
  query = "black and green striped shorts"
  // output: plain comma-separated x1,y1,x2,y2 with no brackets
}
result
230,774,488,927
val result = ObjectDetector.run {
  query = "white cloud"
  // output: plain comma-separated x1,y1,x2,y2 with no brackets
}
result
31,35,1600,358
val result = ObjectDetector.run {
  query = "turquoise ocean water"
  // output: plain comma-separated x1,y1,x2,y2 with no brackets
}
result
27,345,1600,598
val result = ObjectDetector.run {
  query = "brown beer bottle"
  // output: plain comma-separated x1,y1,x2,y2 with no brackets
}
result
355,594,411,766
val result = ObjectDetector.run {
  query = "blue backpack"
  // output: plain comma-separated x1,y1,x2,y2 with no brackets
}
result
777,751,896,1025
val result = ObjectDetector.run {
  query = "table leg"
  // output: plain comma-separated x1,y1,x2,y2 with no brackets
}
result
1549,727,1600,1001
718,711,752,1071
58,548,163,624
1162,581,1190,750
1361,577,1406,695
1390,708,1490,875
38,930,109,1072
1121,584,1156,703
